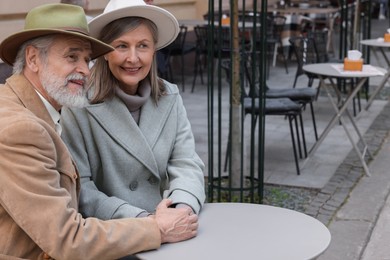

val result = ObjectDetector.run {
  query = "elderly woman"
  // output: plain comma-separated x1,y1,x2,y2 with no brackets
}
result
60,0,205,220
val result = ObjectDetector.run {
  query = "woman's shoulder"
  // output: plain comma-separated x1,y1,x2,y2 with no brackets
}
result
161,79,180,95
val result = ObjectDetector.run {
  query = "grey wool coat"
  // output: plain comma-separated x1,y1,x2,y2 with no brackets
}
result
60,81,205,219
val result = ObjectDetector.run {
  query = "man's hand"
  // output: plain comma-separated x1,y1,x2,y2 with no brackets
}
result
152,199,198,243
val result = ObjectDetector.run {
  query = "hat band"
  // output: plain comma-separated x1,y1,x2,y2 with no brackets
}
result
57,26,89,36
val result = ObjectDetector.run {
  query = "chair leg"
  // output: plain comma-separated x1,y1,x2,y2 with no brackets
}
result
279,45,289,74
298,113,307,158
191,51,200,93
191,51,205,93
293,75,298,88
288,115,301,175
199,55,205,84
224,128,231,172
293,113,303,159
272,43,278,67
309,102,318,141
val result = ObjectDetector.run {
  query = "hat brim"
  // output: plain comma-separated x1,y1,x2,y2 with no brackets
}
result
89,5,179,50
0,29,114,66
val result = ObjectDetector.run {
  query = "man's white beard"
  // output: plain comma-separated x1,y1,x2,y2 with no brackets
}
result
41,67,89,108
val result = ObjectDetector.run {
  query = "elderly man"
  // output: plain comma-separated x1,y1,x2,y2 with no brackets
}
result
0,4,197,259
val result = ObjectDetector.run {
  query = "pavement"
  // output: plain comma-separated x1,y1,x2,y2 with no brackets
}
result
175,18,390,260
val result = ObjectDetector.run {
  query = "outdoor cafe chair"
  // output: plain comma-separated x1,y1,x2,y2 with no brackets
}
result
266,14,289,76
221,59,306,175
163,25,196,92
244,50,319,141
239,12,288,78
289,36,320,88
192,25,209,92
192,24,249,92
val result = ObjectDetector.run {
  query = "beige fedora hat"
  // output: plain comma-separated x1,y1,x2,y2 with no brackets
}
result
0,3,114,66
89,0,179,50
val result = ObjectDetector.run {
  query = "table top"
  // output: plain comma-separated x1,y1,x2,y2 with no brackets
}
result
303,63,386,78
360,38,390,48
137,203,331,260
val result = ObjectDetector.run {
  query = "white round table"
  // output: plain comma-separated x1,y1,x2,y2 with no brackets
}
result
137,203,331,260
302,63,385,177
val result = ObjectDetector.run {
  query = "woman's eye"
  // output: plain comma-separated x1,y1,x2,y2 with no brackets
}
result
115,44,127,49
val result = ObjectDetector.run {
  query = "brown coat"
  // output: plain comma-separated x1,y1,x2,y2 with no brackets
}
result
0,75,161,259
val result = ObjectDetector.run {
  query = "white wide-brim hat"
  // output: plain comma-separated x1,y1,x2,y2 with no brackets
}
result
89,0,179,50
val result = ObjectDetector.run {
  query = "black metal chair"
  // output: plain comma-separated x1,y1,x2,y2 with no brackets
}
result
192,25,209,92
265,87,318,141
221,59,306,175
289,36,320,88
266,14,289,76
164,25,196,92
244,50,319,141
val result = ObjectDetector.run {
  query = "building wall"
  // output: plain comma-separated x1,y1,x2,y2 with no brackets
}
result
0,0,208,44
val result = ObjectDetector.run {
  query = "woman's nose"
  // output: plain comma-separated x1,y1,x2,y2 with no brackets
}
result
126,48,139,63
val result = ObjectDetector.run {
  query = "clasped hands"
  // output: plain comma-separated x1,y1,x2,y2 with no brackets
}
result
150,199,198,243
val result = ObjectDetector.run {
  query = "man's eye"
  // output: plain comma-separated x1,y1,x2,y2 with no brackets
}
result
68,55,78,61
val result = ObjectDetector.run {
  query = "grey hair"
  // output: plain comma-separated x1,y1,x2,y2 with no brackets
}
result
13,35,55,74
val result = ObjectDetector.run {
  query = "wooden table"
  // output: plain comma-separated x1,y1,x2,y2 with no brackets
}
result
303,63,386,176
137,203,331,260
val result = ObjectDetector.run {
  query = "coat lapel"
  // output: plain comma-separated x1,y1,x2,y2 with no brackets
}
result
86,94,176,175
138,93,176,148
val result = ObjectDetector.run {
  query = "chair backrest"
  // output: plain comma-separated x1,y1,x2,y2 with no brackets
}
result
289,36,319,87
307,29,329,62
212,26,232,58
267,14,286,41
289,36,319,71
221,51,263,98
166,25,188,53
194,25,209,54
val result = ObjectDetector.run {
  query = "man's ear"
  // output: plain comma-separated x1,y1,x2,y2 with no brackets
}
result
25,45,40,72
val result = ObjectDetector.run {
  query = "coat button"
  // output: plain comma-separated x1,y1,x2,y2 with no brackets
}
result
148,176,158,185
129,181,138,191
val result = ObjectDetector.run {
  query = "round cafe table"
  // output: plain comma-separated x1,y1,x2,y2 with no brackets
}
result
302,63,385,177
136,203,331,260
